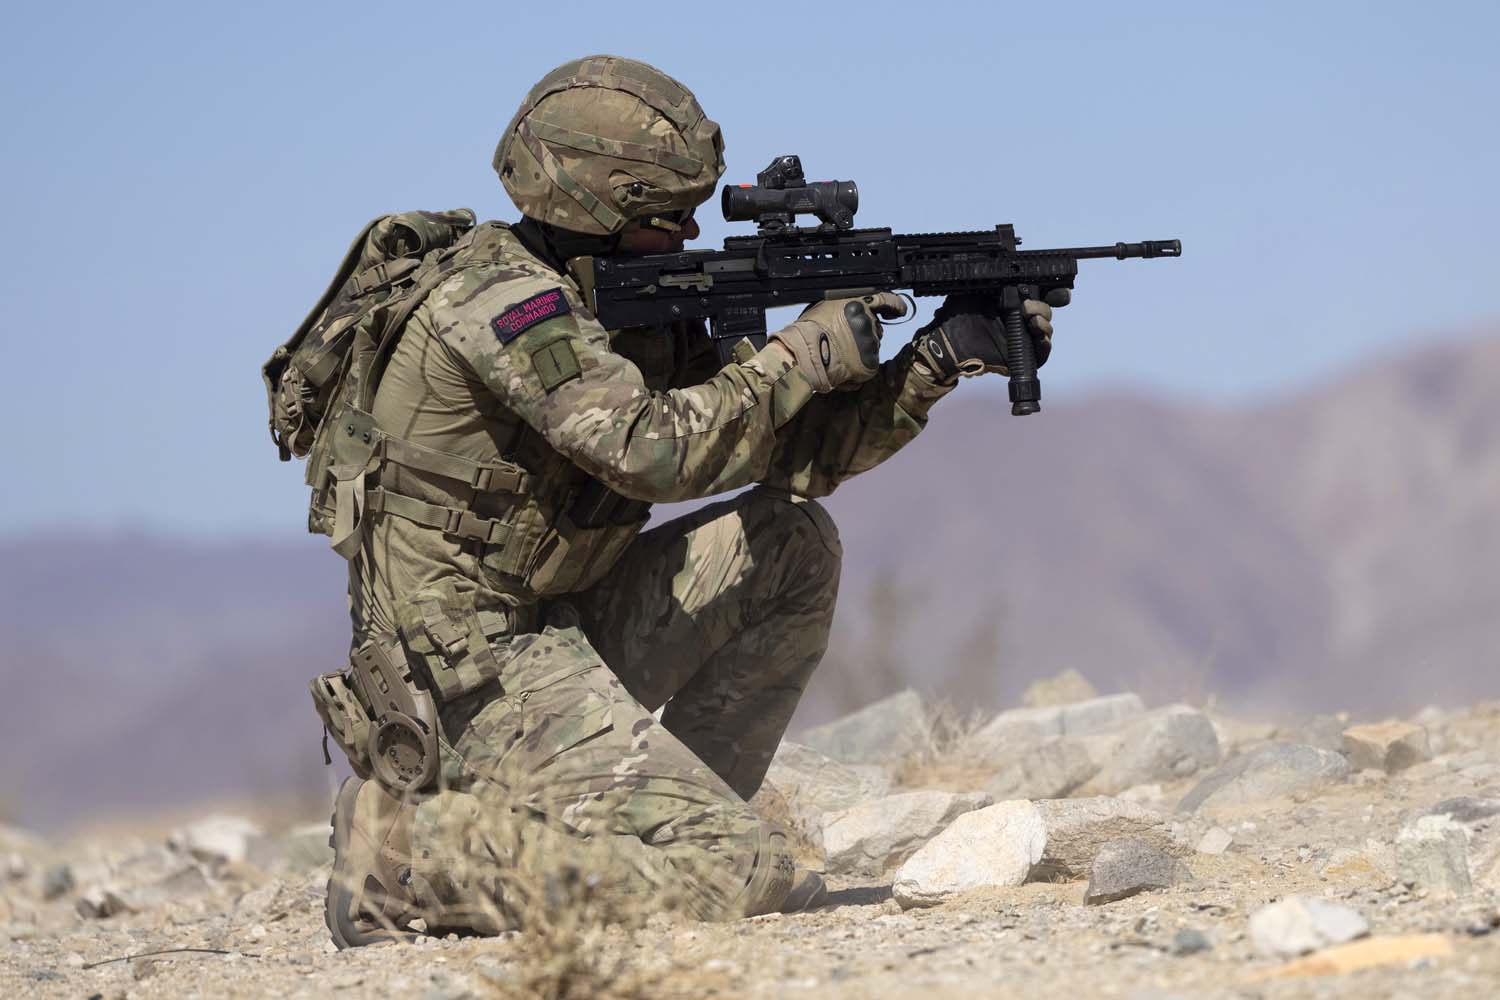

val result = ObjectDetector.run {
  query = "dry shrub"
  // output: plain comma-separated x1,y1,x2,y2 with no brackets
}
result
892,698,996,793
325,767,704,1000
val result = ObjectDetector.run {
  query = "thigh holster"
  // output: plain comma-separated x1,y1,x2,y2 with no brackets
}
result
310,634,440,794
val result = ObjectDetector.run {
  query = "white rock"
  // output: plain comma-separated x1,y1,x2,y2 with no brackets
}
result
1179,744,1350,814
169,815,264,867
1248,896,1370,957
75,886,134,919
892,801,1046,909
1088,705,1222,794
1196,827,1233,855
973,706,1064,753
822,790,991,875
762,742,892,831
985,738,1098,801
1395,814,1472,895
1022,669,1098,708
1030,797,1179,881
1060,694,1148,736
974,694,1146,757
800,690,929,765
1480,852,1500,893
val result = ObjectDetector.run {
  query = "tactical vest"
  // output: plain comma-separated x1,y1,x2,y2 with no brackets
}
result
266,214,651,600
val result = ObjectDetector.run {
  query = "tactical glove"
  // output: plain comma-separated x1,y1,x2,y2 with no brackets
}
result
770,292,908,392
913,290,1070,384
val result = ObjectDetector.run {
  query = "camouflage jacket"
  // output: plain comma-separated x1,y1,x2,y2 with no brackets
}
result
348,222,954,642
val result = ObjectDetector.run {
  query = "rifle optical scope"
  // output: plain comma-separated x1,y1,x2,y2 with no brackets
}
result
721,180,859,229
721,155,858,231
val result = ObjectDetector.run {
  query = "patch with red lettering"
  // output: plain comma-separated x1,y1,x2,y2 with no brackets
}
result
491,288,571,343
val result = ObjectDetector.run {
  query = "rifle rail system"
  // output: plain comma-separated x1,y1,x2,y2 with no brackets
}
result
578,155,1181,415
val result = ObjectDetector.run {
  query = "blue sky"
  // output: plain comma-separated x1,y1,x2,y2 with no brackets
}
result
3,0,1497,536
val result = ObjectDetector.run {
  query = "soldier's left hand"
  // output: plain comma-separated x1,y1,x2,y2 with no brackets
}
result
913,290,1069,383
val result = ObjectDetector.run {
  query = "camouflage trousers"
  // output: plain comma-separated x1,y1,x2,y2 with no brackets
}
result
411,486,842,924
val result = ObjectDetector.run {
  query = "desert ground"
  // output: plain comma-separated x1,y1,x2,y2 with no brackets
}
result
4,678,1499,999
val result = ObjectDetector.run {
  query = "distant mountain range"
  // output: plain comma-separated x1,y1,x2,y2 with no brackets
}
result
6,334,1498,829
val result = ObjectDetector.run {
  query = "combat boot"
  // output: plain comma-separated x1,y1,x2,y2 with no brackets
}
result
780,868,828,913
325,776,425,948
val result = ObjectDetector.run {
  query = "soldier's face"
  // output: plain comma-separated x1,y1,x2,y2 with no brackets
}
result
616,213,700,254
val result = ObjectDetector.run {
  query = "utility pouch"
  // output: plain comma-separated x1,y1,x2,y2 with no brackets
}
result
397,594,517,702
309,669,375,779
347,634,440,794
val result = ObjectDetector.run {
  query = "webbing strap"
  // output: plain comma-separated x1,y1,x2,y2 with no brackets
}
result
365,488,512,545
348,256,422,297
516,121,627,233
380,437,531,495
525,116,702,175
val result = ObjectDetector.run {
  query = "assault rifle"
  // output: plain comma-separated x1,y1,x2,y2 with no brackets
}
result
573,155,1182,415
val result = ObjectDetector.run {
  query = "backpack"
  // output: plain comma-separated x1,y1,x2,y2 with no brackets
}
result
262,209,476,536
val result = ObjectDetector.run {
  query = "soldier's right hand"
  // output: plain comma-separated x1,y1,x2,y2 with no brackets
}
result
769,292,908,392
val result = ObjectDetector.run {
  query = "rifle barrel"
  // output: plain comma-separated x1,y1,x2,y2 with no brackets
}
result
1049,240,1181,260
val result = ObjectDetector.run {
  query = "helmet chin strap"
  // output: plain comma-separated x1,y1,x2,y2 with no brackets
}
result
513,217,621,273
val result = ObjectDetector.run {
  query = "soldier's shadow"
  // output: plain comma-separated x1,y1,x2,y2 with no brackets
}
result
821,884,893,909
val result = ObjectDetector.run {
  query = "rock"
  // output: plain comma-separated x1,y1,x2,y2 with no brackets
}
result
1423,795,1500,826
1118,784,1165,805
1248,896,1370,958
800,690,928,765
985,738,1098,801
1087,706,1222,794
1084,838,1186,904
1291,714,1349,752
1172,928,1211,955
247,823,335,873
1030,797,1179,881
1341,721,1432,773
169,815,264,867
891,801,1047,909
1196,827,1233,855
1395,814,1472,895
1022,669,1098,708
236,881,281,916
759,742,892,830
973,706,1064,753
1480,853,1500,893
1207,713,1276,755
1178,744,1350,814
41,864,74,901
822,790,991,875
1061,694,1147,737
975,694,1146,756
3,852,27,880
75,886,134,919
157,864,217,897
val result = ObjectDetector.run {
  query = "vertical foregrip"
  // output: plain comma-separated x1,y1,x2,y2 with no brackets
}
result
1004,305,1040,416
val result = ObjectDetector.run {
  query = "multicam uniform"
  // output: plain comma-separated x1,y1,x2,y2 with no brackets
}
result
349,219,954,921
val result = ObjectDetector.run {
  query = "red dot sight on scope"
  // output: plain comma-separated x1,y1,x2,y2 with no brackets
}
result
721,154,859,233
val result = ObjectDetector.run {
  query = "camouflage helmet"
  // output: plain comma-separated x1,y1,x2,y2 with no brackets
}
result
494,55,725,236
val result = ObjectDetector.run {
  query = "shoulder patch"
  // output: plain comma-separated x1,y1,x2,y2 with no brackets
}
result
531,339,582,393
491,288,571,343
